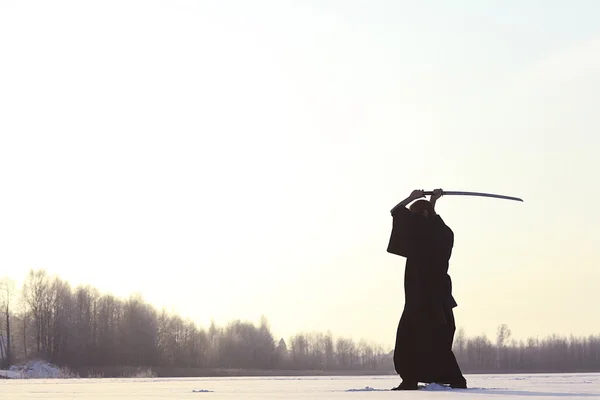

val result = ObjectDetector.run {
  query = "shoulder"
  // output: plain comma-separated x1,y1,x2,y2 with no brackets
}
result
434,214,447,225
434,215,454,234
391,207,428,232
391,206,417,222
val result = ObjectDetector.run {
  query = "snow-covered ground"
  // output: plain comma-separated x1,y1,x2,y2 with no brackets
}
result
1,373,599,399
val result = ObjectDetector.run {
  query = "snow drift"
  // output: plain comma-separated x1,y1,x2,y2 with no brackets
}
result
0,359,76,379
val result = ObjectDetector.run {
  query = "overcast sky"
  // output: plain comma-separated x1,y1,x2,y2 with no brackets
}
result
1,0,599,347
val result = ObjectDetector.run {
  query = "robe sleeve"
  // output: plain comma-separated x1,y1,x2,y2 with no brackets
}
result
425,216,457,308
386,206,426,257
433,215,454,260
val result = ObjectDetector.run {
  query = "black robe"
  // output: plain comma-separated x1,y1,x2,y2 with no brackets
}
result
387,206,464,384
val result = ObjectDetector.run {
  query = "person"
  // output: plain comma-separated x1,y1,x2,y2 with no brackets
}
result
386,189,467,390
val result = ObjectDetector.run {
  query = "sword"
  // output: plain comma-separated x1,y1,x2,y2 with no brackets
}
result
423,190,523,202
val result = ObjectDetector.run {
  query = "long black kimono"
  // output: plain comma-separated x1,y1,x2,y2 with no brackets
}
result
387,206,465,385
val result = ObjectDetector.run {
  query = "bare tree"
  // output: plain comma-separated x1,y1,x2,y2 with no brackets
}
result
289,333,309,368
49,277,73,364
322,331,335,369
119,293,159,366
306,332,325,369
496,324,511,370
0,277,16,367
20,300,30,359
357,339,375,369
22,269,51,357
335,337,356,368
454,327,466,363
71,285,99,366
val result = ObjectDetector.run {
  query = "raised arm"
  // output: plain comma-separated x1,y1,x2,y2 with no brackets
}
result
429,188,443,215
390,189,425,215
387,189,426,257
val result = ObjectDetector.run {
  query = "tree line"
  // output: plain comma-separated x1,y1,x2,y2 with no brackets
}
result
0,269,392,374
1,269,600,375
453,324,600,373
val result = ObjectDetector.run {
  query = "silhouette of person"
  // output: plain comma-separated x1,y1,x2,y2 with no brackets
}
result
387,189,467,390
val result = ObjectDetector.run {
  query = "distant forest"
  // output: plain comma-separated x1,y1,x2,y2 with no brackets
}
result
1,269,599,377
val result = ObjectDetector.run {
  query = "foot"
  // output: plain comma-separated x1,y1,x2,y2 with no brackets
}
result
391,381,418,390
449,378,467,389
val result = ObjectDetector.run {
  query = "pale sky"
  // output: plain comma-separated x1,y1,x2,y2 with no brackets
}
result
1,0,599,349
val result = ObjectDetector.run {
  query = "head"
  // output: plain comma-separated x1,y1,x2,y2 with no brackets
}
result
409,199,434,217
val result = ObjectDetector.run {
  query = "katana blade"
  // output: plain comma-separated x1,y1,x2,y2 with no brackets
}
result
424,190,523,202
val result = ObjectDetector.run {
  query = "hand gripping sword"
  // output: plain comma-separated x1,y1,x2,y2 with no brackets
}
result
424,190,523,202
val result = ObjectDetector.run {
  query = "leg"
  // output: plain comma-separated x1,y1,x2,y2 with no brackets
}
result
392,309,419,390
445,308,467,388
432,307,467,388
